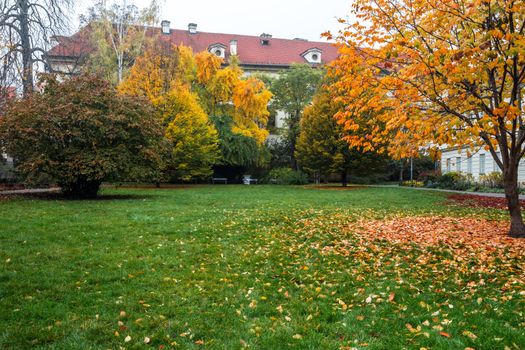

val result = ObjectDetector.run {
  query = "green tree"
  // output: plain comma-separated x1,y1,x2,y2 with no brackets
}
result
270,64,323,169
296,89,352,186
0,74,164,198
296,89,388,186
211,115,263,168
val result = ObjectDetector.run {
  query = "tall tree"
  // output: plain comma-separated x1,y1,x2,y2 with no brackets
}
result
82,0,159,85
119,42,220,181
0,0,72,95
296,88,387,186
194,53,272,145
296,89,351,186
328,0,525,237
271,63,323,169
161,86,220,181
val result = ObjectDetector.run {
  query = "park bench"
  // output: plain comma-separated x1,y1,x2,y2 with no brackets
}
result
212,177,228,184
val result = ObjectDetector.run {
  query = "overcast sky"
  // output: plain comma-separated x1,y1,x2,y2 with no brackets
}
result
72,0,351,42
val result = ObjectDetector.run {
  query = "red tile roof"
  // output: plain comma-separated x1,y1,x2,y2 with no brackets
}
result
47,25,339,67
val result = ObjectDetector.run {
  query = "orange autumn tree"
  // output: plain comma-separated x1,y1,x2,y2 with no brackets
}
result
119,42,219,181
328,0,525,237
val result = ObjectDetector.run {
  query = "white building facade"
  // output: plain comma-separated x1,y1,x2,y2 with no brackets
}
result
441,147,525,182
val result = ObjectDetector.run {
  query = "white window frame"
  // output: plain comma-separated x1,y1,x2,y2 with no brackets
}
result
479,154,486,175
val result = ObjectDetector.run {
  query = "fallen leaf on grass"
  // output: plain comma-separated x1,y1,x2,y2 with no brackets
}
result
462,330,477,339
388,292,395,302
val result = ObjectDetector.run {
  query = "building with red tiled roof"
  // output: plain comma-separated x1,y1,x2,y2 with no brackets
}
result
46,22,339,76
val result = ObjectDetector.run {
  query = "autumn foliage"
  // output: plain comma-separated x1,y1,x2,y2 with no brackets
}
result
328,0,525,236
119,42,272,179
0,74,164,198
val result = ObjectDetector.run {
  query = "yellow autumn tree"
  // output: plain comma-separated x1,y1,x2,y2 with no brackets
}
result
118,41,195,105
328,0,525,237
232,78,272,144
120,42,272,177
195,54,272,145
161,86,220,181
119,42,219,181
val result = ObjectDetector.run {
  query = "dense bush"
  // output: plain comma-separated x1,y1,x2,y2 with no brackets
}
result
479,172,504,189
266,167,308,185
432,171,474,190
0,74,165,198
400,180,424,187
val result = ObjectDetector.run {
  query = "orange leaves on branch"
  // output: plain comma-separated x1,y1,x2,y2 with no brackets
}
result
195,51,222,85
327,0,525,163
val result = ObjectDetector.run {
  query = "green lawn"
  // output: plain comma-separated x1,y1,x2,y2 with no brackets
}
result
0,185,523,349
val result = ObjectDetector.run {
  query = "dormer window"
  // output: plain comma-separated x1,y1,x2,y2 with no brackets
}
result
301,48,322,64
208,43,226,58
260,33,272,46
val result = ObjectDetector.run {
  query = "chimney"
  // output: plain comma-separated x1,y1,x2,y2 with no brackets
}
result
161,20,170,35
230,39,238,56
188,23,197,34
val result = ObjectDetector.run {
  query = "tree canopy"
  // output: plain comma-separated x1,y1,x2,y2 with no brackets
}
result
119,42,272,180
82,0,160,85
0,74,164,198
119,42,219,181
328,0,525,237
270,64,323,169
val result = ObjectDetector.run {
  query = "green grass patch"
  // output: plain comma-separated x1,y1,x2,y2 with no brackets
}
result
0,185,522,349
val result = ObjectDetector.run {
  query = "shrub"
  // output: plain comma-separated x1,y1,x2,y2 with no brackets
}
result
433,171,474,191
0,74,165,198
418,170,441,187
266,167,308,185
479,171,504,189
400,180,424,187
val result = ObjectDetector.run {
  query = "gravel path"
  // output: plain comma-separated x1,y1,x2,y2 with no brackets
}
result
370,184,525,199
0,187,60,195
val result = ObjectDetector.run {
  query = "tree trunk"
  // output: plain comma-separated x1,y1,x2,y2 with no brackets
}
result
290,136,298,171
289,111,300,171
503,165,525,237
399,160,404,182
341,170,348,187
19,0,34,96
62,178,102,199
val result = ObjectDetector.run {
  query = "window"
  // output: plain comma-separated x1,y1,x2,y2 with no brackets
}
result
467,157,472,174
311,54,319,61
456,156,461,172
214,49,222,56
446,158,451,172
494,152,501,172
479,154,486,175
